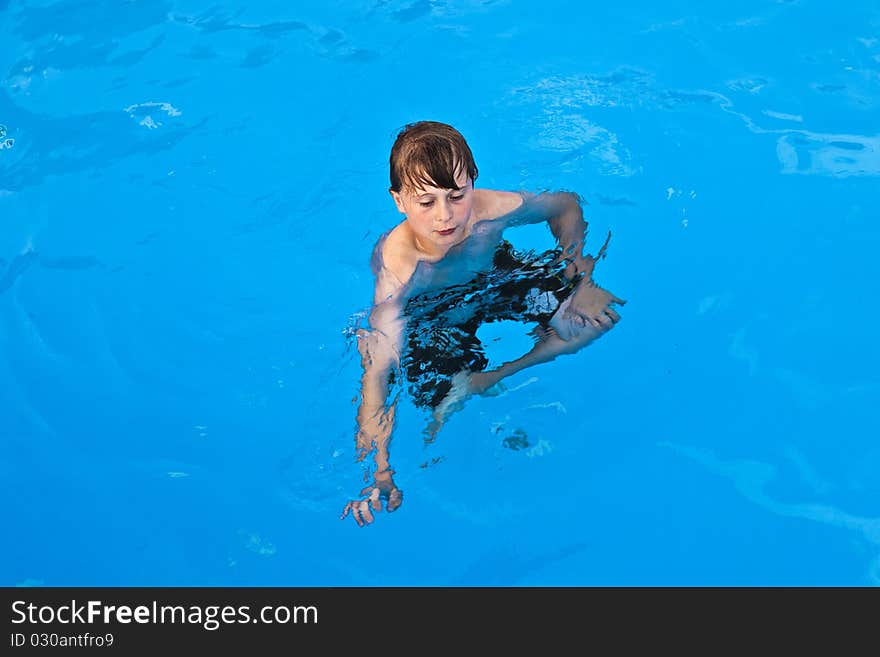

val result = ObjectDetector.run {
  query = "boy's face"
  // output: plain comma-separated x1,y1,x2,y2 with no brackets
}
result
390,168,474,252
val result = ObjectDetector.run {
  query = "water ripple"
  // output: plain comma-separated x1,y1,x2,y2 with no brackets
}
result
518,66,880,178
12,0,170,41
661,441,880,584
0,90,200,191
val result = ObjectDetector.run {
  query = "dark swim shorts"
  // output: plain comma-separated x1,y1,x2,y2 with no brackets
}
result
395,240,577,409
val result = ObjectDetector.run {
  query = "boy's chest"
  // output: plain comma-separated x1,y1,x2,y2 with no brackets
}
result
408,224,505,296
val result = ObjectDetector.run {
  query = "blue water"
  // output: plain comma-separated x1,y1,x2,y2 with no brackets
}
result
1,1,878,586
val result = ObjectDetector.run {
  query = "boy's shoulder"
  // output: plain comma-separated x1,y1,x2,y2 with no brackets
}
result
370,223,419,299
380,224,419,275
472,188,525,223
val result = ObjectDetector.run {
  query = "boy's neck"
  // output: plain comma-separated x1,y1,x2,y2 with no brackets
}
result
412,234,449,260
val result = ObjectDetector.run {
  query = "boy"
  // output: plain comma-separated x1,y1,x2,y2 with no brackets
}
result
341,121,625,526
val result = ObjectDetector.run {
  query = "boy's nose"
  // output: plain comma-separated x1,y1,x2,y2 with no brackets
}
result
435,199,453,224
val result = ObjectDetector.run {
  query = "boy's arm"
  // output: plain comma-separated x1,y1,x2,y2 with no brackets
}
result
343,246,413,525
355,296,404,465
501,190,603,282
480,189,622,334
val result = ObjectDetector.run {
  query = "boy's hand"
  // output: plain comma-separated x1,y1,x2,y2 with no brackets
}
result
340,476,403,527
562,279,625,331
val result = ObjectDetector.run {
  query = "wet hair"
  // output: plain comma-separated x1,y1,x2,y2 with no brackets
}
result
389,121,479,193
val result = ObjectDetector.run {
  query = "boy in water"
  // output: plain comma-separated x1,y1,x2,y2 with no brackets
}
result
342,121,625,526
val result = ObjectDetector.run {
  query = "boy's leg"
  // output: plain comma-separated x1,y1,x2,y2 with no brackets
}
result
468,322,606,395
427,322,607,439
420,326,488,443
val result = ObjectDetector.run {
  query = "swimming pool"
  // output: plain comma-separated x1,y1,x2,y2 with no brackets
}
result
1,0,878,585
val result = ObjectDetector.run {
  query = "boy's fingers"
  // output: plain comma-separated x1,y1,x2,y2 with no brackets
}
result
342,502,366,526
612,296,627,305
387,490,403,512
565,310,584,326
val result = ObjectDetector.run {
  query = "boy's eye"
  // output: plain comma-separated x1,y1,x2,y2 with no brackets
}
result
450,195,464,201
419,200,434,207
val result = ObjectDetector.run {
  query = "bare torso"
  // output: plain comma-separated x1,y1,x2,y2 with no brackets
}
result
375,189,525,302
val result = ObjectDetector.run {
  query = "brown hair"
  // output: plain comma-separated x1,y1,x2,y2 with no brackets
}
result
389,121,478,193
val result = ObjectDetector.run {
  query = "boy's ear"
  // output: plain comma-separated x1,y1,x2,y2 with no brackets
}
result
389,189,406,215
